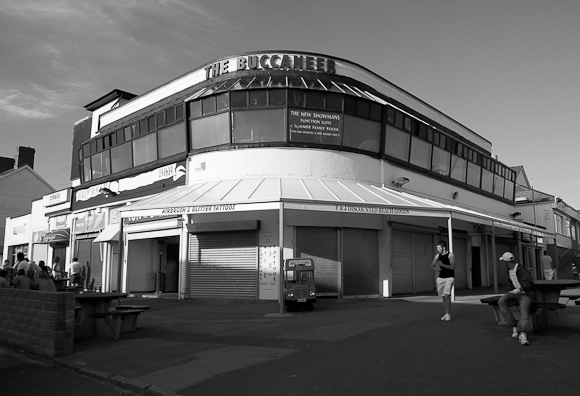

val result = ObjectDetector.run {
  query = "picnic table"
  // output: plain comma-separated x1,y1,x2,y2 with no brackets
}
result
74,292,128,339
534,279,580,303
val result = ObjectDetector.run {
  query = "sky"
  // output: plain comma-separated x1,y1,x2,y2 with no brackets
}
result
1,0,579,208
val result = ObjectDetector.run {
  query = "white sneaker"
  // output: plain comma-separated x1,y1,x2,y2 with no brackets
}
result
444,314,451,322
441,314,447,321
519,332,529,346
511,328,519,339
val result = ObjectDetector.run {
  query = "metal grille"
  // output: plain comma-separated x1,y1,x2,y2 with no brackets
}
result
188,231,258,299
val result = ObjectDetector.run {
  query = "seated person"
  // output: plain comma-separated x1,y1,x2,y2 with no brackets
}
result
0,269,11,288
12,269,32,290
498,252,535,346
34,270,57,292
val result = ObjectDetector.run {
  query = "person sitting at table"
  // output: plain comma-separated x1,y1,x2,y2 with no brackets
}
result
571,264,579,280
33,270,57,292
0,269,11,288
498,252,535,346
12,269,32,290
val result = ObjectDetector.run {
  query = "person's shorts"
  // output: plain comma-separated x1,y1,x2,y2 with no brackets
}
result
437,277,454,296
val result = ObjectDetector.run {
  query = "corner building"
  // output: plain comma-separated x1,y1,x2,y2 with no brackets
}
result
73,51,553,300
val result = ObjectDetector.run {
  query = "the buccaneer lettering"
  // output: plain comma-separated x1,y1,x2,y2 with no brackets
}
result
160,204,236,214
205,54,336,80
335,205,410,215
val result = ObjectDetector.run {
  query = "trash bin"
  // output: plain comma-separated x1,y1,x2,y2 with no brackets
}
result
155,272,165,293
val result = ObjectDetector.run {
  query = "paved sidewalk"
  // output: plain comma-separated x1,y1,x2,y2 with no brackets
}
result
4,289,580,396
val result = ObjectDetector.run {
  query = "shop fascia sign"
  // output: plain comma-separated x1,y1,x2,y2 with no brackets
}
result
43,189,70,207
205,53,336,80
75,162,186,202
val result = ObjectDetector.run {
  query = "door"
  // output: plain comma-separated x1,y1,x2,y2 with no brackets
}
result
296,227,339,296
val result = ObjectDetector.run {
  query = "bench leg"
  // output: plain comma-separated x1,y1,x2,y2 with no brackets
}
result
491,305,509,326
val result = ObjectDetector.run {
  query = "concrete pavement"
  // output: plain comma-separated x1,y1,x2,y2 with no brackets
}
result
3,288,580,395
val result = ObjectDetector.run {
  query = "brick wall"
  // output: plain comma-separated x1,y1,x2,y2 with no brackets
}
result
0,289,75,358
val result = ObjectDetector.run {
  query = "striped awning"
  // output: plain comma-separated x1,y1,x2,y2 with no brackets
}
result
119,177,554,238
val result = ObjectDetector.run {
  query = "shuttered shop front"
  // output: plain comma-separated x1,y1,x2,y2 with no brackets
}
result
391,229,437,295
189,231,258,299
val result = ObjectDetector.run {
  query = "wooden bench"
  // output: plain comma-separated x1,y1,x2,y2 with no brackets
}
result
480,295,566,331
115,304,151,311
90,309,144,340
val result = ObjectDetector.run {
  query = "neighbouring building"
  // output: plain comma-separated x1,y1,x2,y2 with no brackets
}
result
1,146,55,264
513,166,580,279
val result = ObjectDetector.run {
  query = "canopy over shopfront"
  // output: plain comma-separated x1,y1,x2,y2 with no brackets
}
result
40,228,71,244
118,177,553,238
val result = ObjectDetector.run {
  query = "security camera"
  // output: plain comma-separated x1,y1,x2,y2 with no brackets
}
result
392,177,410,187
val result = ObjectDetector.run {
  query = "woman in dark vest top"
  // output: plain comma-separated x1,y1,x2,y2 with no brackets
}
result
430,240,455,321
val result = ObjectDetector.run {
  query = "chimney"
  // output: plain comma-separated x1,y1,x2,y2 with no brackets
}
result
0,156,15,172
14,146,35,169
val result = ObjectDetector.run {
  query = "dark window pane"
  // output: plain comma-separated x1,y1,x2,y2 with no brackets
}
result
116,130,124,144
288,89,306,107
230,91,248,109
123,127,131,141
450,155,467,183
132,133,158,166
82,144,90,157
96,138,103,152
202,96,216,114
165,107,176,124
139,119,147,135
306,91,325,110
326,93,342,112
83,157,92,182
108,133,116,147
387,108,395,124
216,93,229,111
175,104,184,120
190,100,202,117
404,117,412,132
410,137,431,169
90,140,97,154
232,109,286,143
418,124,427,140
370,103,382,121
269,89,286,106
156,112,165,128
394,112,403,129
344,96,356,115
357,99,370,118
385,125,410,161
467,162,481,187
481,168,493,193
432,146,450,177
147,115,156,132
102,136,109,149
190,112,230,149
158,123,186,158
249,90,267,108
111,142,132,173
343,115,380,153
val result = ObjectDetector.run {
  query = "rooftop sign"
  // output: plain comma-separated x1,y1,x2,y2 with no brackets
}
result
205,53,336,80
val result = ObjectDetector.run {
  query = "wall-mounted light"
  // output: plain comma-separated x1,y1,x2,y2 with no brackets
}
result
510,212,522,220
99,187,118,198
452,191,459,200
392,177,410,188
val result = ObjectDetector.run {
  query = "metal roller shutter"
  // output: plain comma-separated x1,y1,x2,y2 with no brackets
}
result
391,230,413,294
296,227,339,296
413,232,437,293
189,231,258,299
343,228,379,296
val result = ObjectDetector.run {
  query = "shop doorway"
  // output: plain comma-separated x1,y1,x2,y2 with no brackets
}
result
472,247,481,287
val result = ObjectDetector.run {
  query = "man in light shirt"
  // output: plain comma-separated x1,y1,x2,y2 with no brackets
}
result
498,252,535,346
540,251,554,280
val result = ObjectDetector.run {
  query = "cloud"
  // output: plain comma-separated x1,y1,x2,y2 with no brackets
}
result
0,86,79,120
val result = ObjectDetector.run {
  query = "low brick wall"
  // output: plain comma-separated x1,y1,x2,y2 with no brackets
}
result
0,288,75,358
